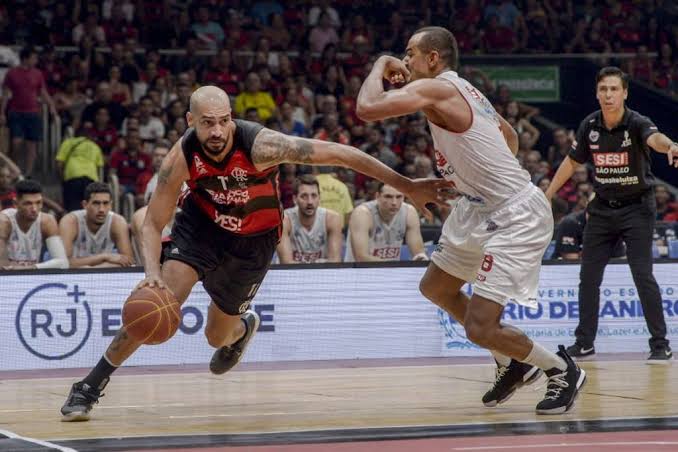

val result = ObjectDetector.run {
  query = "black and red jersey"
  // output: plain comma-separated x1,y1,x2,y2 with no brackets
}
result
180,120,282,236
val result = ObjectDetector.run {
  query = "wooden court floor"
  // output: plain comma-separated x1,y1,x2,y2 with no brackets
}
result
0,357,677,449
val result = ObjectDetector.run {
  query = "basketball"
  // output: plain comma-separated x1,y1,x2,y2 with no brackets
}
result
122,286,181,345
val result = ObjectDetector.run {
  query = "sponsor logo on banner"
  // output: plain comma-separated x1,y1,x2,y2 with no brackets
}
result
439,286,479,349
15,284,93,360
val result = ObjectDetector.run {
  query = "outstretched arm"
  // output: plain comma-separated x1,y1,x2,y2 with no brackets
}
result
356,56,454,122
251,128,452,219
647,133,678,168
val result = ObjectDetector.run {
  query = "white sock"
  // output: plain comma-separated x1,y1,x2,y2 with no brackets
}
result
522,342,567,371
491,350,511,367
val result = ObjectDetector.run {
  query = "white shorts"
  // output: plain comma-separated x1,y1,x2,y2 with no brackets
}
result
431,184,553,308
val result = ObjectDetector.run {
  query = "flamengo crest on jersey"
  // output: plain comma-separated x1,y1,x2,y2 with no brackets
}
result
427,71,531,207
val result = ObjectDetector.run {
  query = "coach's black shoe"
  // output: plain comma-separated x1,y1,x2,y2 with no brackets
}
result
210,309,260,375
536,345,587,415
60,378,108,422
647,346,673,365
482,360,542,407
566,342,595,359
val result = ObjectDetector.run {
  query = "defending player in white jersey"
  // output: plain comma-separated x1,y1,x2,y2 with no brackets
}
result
0,180,68,269
357,26,585,415
278,174,343,264
59,182,134,268
345,183,427,262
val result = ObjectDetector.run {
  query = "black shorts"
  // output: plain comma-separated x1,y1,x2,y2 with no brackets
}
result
162,200,278,315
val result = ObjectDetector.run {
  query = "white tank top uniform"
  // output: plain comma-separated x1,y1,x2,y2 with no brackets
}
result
345,200,408,262
285,206,328,263
71,210,116,258
2,208,43,266
429,70,553,308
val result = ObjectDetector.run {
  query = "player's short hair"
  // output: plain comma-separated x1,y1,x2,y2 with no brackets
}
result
596,66,629,89
413,26,459,71
294,174,319,195
15,179,42,198
84,182,112,201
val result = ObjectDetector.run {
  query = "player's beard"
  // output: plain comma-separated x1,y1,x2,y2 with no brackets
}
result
201,137,228,155
300,205,316,218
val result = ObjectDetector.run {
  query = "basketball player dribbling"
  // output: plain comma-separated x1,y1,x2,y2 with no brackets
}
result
357,26,586,414
60,85,452,421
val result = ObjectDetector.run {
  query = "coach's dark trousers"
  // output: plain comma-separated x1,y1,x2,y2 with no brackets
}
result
575,191,669,351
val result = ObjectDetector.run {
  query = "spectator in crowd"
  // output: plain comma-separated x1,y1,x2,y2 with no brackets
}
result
0,46,58,177
277,175,343,263
0,164,17,209
0,180,68,269
279,101,307,137
109,128,151,196
72,12,106,45
80,82,128,129
59,182,133,268
85,107,119,155
123,96,165,141
553,194,625,261
56,128,105,212
138,140,170,205
308,0,341,29
546,128,573,169
234,72,276,121
54,77,89,128
655,184,678,221
345,183,427,262
191,6,224,50
309,13,341,54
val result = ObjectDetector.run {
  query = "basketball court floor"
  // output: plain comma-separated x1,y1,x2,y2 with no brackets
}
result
0,354,677,451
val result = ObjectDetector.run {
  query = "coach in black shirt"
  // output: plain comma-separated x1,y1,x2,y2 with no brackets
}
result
546,66,678,363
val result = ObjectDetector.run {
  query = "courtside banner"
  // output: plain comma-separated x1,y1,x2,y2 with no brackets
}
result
1,263,677,370
478,65,560,102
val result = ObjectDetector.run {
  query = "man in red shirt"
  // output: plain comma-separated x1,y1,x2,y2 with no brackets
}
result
0,47,58,177
109,128,152,197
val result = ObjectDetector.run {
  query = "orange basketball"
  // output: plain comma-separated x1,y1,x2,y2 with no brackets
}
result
122,286,181,345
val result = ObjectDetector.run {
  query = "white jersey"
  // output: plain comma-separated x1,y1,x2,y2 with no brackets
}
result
2,208,42,266
285,206,328,263
429,70,531,208
345,200,407,262
72,210,115,258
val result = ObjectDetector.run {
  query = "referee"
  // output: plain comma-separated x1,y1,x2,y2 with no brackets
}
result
546,66,678,363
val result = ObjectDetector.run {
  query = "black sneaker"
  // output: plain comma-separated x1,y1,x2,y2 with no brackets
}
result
536,345,587,415
482,360,542,407
210,309,260,375
647,347,673,365
60,378,108,422
566,342,595,358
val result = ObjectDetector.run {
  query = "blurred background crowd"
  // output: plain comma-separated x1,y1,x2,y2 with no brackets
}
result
1,0,677,265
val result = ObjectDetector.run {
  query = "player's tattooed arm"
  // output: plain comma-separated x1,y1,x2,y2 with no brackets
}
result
251,128,315,168
157,165,173,185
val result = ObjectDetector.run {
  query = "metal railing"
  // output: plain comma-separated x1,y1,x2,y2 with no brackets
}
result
40,104,61,175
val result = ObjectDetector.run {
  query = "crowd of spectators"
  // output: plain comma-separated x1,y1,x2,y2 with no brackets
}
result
0,0,677,265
